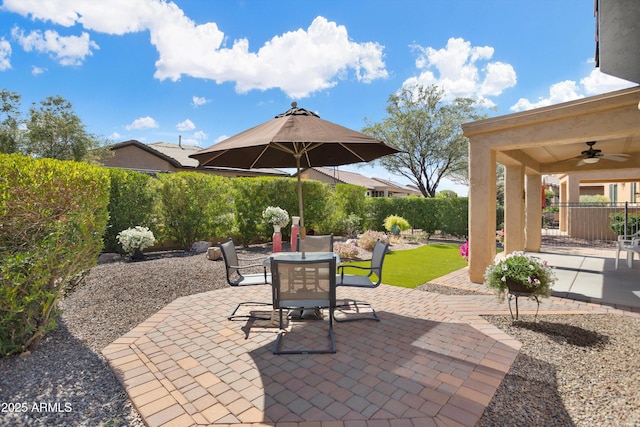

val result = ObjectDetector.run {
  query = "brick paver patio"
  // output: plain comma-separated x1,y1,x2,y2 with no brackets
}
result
103,267,637,427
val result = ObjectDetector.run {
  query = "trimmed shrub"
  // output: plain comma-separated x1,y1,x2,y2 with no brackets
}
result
0,154,109,356
156,172,234,250
103,168,155,253
232,177,333,245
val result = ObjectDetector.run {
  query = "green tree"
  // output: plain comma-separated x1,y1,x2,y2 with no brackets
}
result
0,89,23,154
362,84,487,197
25,95,104,161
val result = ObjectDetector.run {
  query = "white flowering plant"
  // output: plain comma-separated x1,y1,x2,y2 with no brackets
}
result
116,226,156,256
484,251,556,299
262,206,289,228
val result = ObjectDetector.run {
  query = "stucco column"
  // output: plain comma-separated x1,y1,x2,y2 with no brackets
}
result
559,179,568,232
566,175,581,237
504,164,525,253
525,173,542,251
468,144,496,283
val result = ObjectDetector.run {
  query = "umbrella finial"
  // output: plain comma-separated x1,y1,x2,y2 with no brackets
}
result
291,101,297,108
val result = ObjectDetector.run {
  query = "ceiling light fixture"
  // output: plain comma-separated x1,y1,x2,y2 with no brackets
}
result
583,157,600,164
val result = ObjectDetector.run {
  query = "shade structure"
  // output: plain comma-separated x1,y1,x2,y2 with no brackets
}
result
190,103,401,235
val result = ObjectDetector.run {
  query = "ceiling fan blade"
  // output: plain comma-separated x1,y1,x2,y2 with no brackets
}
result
601,153,630,162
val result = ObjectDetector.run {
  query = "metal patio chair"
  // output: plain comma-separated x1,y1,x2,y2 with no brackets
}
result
297,233,334,253
271,256,337,354
219,238,272,320
334,239,389,322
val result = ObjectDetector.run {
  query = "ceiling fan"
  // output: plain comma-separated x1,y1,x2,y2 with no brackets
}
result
575,141,630,166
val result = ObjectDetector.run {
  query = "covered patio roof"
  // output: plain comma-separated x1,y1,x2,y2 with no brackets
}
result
462,86,640,282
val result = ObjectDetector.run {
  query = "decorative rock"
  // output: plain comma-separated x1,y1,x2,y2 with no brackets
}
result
98,253,122,264
207,246,222,260
191,241,212,254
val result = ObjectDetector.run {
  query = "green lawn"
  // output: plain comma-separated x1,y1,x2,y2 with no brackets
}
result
342,243,467,289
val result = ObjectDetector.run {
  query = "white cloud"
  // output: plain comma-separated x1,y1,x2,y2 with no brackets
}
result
194,130,207,140
31,65,46,75
580,68,636,95
215,134,229,143
510,64,636,112
192,95,209,108
404,37,516,106
2,1,387,97
108,131,121,140
0,38,11,70
11,26,99,66
176,119,195,131
125,116,158,130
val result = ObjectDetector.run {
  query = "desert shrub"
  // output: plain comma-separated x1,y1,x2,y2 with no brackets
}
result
357,230,390,251
334,241,360,260
0,154,109,356
337,213,362,238
117,226,156,257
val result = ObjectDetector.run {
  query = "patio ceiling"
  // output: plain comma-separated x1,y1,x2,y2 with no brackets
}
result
464,86,640,176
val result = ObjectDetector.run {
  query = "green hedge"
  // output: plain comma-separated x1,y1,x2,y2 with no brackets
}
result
103,168,155,253
156,172,234,250
231,177,333,245
0,154,109,356
363,197,467,237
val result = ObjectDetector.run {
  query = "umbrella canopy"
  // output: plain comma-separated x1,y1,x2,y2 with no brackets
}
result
190,102,401,232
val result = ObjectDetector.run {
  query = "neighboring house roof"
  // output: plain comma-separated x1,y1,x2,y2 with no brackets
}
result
371,177,421,195
301,167,420,196
106,140,288,176
306,166,382,189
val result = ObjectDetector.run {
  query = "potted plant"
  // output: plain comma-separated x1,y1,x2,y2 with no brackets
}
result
117,226,156,260
484,251,556,299
262,206,289,231
262,206,289,252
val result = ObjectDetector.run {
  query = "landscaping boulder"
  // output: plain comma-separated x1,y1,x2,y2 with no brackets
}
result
98,253,122,264
207,246,222,260
191,241,211,254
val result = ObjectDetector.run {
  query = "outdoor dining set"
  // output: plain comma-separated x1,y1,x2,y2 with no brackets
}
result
218,236,389,355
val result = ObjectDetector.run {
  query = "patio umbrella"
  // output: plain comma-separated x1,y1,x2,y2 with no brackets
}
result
190,102,401,236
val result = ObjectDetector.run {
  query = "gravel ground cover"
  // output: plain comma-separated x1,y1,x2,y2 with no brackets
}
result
0,246,638,426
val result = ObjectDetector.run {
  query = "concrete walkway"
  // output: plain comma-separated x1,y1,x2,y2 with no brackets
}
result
102,253,639,427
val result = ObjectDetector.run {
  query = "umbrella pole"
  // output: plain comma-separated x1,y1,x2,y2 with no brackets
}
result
296,155,306,258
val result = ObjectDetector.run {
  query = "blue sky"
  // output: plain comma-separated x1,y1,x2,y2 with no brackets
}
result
0,0,635,196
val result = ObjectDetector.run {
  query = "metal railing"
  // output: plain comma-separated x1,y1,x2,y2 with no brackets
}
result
541,202,640,255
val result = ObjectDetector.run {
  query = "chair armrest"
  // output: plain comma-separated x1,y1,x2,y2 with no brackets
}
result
229,262,267,270
237,255,268,262
337,264,370,273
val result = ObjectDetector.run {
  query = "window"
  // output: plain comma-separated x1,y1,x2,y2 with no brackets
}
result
609,184,618,203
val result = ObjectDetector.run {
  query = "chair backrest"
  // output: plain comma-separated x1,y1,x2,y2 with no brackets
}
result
297,234,334,253
369,240,389,286
271,257,336,310
219,239,241,285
